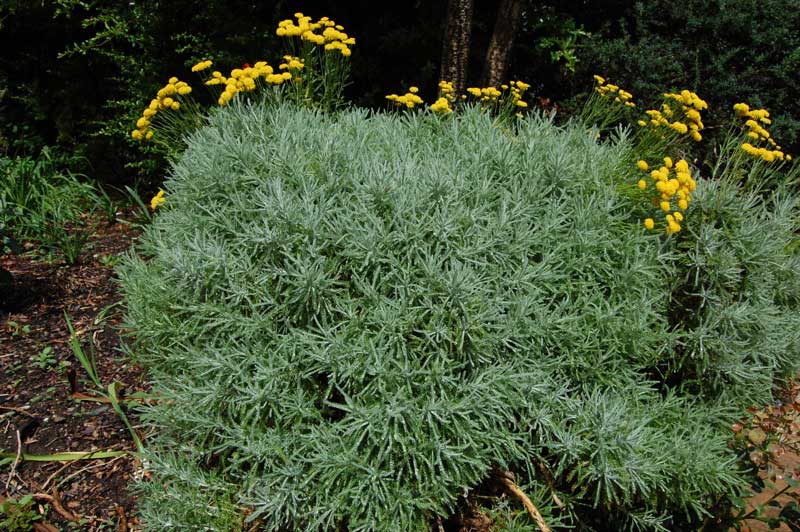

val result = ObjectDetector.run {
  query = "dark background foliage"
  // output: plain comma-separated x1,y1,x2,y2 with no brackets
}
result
0,0,797,186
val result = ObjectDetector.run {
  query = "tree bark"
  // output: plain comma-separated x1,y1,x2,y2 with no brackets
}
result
439,0,474,95
481,0,524,87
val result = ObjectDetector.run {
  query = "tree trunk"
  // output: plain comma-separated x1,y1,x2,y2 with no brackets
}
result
481,0,523,87
439,0,474,95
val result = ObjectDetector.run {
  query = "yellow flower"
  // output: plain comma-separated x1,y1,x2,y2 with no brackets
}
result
430,97,452,114
741,142,758,155
685,109,701,123
191,60,213,72
663,157,673,169
673,212,684,222
660,201,671,212
131,130,143,141
150,190,166,210
644,218,655,230
637,179,647,190
670,122,688,134
636,160,648,171
515,100,528,108
678,199,689,210
733,102,750,116
690,130,702,142
409,87,419,94
178,86,192,95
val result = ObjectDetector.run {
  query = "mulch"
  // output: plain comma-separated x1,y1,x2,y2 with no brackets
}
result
1,215,144,531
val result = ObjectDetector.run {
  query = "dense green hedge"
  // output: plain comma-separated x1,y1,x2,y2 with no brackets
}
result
568,0,800,153
119,99,800,530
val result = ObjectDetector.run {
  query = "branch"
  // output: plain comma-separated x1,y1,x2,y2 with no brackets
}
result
496,471,551,532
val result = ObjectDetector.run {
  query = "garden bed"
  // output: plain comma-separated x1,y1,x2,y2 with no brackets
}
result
1,214,144,530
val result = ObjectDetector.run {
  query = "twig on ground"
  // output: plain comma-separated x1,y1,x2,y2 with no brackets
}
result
56,454,126,490
33,488,79,523
33,522,60,532
0,405,38,419
4,429,23,492
536,460,565,509
40,459,75,492
496,470,551,532
115,504,128,532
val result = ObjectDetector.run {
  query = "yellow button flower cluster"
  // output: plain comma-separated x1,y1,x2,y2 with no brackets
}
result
463,81,530,109
191,60,213,72
204,70,227,86
508,80,530,108
279,55,304,71
430,97,452,114
386,86,424,109
734,103,791,162
150,189,166,210
466,86,502,102
636,157,696,235
664,89,708,110
643,102,694,136
214,62,287,106
131,77,192,141
664,89,708,142
276,13,354,57
593,75,635,107
438,81,456,103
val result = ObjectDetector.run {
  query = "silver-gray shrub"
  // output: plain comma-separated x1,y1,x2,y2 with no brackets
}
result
119,100,800,530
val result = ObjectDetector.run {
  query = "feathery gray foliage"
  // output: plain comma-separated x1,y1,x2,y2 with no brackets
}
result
119,99,800,530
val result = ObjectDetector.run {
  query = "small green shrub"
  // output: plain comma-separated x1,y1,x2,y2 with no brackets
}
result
119,99,800,530
0,494,43,531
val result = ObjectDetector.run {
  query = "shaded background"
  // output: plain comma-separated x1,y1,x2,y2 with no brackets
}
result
0,0,797,186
